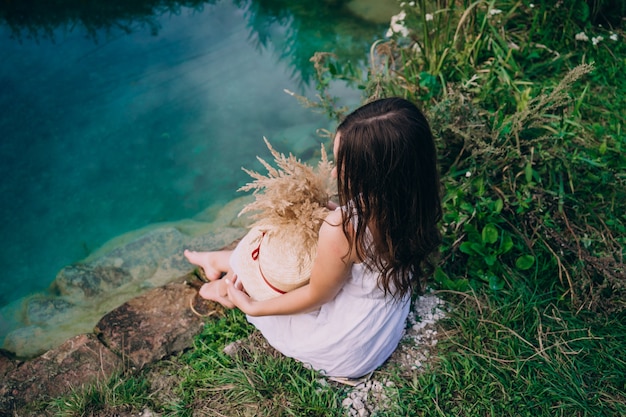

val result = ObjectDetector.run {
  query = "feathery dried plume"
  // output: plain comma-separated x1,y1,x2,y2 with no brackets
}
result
238,138,336,246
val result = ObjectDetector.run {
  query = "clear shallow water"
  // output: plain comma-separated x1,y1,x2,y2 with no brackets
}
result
0,0,392,307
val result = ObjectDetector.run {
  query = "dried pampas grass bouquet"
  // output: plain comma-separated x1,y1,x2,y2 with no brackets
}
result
231,138,337,300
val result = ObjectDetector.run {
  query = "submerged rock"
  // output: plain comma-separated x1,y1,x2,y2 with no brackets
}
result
90,227,187,281
2,325,47,358
26,296,76,325
51,264,133,300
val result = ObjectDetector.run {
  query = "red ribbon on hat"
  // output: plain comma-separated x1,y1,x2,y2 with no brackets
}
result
251,232,287,295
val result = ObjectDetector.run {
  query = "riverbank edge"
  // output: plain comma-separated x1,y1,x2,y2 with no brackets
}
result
0,271,221,414
0,196,253,359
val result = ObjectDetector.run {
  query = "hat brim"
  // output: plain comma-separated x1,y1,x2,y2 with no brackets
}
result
231,226,315,301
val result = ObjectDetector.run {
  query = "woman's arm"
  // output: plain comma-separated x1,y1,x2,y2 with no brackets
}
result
226,209,355,316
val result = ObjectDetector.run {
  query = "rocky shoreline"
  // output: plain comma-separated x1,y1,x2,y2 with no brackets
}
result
0,272,445,416
0,197,251,413
0,272,223,414
0,197,252,359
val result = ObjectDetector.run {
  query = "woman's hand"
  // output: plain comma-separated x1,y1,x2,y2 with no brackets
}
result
225,275,259,315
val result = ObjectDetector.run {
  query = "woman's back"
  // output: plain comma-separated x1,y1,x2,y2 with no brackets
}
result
247,97,441,377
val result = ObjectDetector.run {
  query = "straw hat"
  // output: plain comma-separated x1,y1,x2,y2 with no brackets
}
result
232,224,317,301
232,138,335,301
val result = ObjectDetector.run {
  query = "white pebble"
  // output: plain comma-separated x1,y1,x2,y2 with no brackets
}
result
353,397,365,410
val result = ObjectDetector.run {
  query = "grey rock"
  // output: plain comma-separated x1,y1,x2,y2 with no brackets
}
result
26,296,75,324
51,264,133,300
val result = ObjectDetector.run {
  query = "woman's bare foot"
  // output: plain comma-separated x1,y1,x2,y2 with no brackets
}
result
198,281,235,308
183,250,223,281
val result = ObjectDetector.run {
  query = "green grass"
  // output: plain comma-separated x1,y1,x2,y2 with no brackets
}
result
166,310,344,416
37,1,626,416
43,310,345,416
41,289,626,417
45,373,154,416
384,288,626,416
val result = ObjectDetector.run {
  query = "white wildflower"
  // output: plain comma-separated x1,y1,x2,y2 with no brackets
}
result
592,35,604,46
425,13,433,21
575,32,589,42
610,33,619,41
394,10,406,20
409,1,416,6
386,11,409,37
530,3,534,8
465,171,472,178
489,8,502,15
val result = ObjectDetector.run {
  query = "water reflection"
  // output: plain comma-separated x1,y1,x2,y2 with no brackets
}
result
1,0,213,41
239,0,387,83
0,0,389,84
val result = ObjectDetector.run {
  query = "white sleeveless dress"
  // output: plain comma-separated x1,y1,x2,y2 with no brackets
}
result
244,261,410,378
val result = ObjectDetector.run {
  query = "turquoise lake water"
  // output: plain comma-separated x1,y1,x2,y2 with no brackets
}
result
0,0,394,307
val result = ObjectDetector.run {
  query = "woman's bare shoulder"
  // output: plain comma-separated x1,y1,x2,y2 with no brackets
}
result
318,209,347,247
324,207,343,226
318,208,360,264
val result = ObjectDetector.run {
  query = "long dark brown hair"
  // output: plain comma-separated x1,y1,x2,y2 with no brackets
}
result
335,97,442,298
